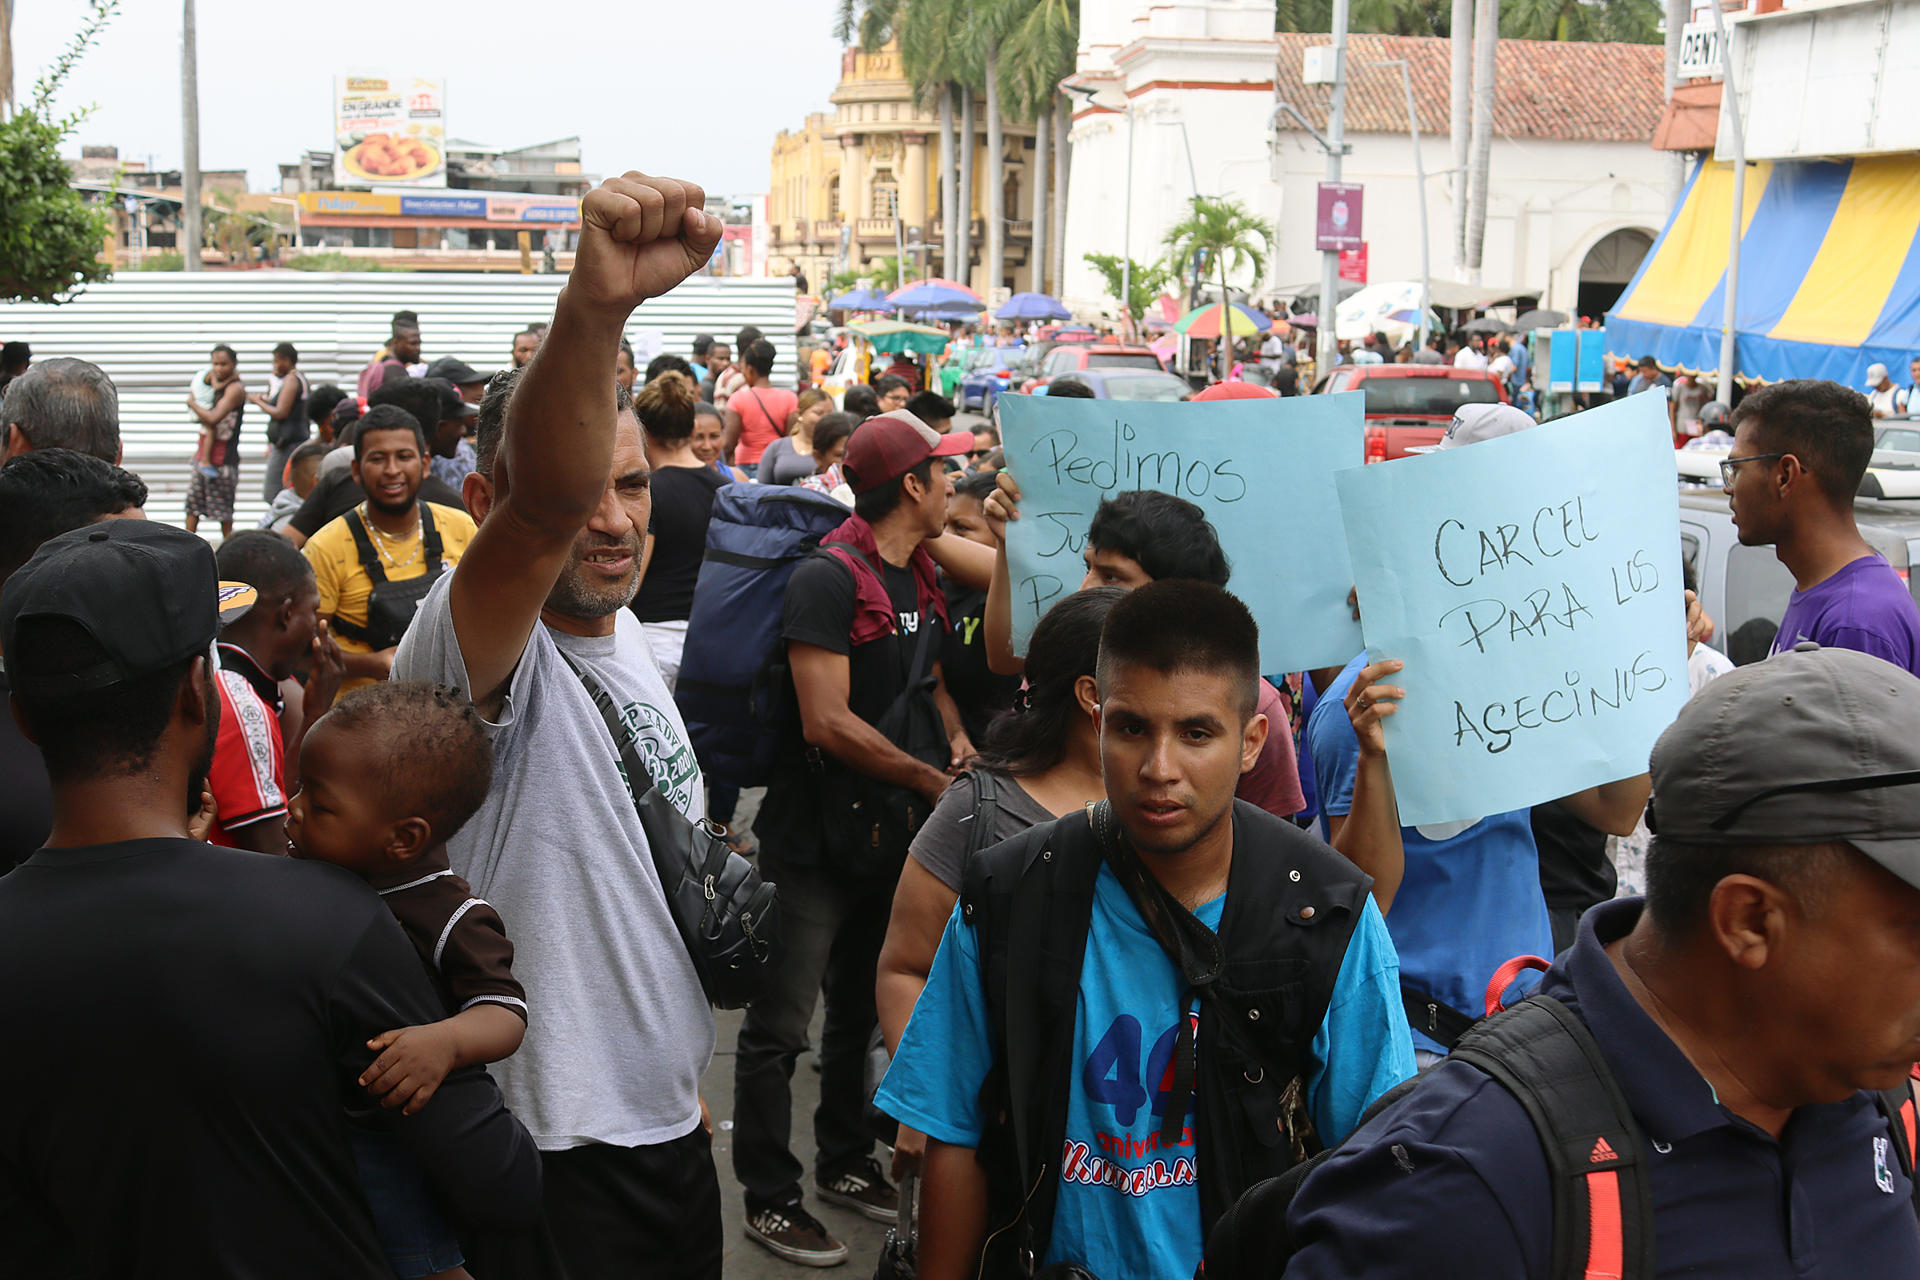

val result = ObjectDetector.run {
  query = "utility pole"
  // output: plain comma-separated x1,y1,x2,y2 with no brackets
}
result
180,0,203,272
1122,104,1135,340
1710,0,1742,406
1374,60,1431,351
1317,0,1351,376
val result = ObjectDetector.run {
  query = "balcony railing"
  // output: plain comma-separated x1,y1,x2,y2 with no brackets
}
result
854,218,897,239
814,219,842,240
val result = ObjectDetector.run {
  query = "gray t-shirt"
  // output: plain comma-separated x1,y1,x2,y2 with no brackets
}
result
754,436,816,487
394,575,712,1151
908,768,1056,891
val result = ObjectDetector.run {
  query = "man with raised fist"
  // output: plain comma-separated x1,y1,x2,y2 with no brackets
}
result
393,173,728,1280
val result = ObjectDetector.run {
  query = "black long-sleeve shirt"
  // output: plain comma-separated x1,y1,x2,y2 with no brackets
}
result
0,838,541,1277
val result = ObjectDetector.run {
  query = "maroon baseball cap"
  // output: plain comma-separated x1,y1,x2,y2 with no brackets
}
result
842,410,973,494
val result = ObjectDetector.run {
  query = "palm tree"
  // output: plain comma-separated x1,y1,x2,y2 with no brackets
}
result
1,0,14,117
1160,196,1273,383
1501,0,1660,40
1000,0,1077,295
1463,0,1497,280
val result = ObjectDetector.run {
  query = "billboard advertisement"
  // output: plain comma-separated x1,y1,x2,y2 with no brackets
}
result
334,75,447,187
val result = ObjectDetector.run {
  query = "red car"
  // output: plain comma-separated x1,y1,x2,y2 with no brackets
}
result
1022,344,1165,393
1313,364,1511,461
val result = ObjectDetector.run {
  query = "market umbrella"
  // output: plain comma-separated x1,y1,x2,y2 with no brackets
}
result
828,288,896,313
847,319,951,356
1464,315,1514,335
995,291,1072,322
1514,308,1569,331
1173,302,1271,340
911,298,987,321
1289,312,1320,328
888,277,983,309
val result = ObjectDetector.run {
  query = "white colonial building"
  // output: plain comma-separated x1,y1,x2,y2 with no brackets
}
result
1061,0,1675,320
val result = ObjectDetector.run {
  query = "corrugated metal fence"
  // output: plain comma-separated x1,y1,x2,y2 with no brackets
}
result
0,272,798,529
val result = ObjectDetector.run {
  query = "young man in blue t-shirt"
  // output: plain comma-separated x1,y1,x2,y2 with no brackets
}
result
879,582,1414,1280
1724,378,1920,675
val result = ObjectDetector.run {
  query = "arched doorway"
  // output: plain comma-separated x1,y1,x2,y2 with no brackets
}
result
1578,227,1655,319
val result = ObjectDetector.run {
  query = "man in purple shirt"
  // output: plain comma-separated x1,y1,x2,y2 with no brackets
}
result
1725,378,1920,675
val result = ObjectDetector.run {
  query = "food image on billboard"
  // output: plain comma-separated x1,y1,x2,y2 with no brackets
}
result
335,75,446,186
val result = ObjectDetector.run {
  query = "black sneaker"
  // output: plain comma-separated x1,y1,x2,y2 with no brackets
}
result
815,1157,898,1223
744,1202,848,1268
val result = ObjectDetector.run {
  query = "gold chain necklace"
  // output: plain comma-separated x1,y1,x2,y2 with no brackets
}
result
358,502,423,572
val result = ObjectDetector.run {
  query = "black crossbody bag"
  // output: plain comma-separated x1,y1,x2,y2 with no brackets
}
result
333,504,445,651
559,649,779,1009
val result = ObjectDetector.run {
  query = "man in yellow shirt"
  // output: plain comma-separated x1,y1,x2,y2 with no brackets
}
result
304,404,476,697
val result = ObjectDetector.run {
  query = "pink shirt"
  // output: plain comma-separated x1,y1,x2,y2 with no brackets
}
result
733,386,797,466
1236,678,1306,819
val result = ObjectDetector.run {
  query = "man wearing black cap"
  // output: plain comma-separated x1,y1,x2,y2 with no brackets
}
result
1281,643,1920,1277
0,520,539,1274
734,408,976,1265
426,355,492,406
0,449,147,870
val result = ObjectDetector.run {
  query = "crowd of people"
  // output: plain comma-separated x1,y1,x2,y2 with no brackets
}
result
3,170,1920,1280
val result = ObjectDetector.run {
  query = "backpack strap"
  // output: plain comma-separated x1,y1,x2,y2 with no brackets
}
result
1450,995,1655,1280
418,502,445,571
1872,1069,1920,1219
344,509,388,585
961,768,1001,863
1001,836,1053,1199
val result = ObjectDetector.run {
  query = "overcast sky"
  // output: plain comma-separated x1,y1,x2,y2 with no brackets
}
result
13,0,848,197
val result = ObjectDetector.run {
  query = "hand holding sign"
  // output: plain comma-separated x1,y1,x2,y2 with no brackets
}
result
1335,392,1687,826
995,392,1366,673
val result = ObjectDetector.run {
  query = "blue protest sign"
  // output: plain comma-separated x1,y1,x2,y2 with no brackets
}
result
1577,330,1608,392
1548,332,1576,393
1333,391,1687,826
996,392,1365,672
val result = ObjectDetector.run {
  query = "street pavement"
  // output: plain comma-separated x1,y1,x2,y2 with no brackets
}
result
703,417,989,1277
703,789,895,1280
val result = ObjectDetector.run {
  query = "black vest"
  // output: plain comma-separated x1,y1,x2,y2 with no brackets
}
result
958,799,1372,1278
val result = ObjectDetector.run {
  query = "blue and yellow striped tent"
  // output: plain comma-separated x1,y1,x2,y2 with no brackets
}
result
1607,155,1920,386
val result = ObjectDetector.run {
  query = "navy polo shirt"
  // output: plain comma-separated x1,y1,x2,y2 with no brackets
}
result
1284,898,1920,1278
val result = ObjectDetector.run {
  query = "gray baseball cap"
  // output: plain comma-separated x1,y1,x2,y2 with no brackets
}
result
1649,642,1920,890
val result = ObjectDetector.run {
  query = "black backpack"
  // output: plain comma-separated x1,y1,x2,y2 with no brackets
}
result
1202,992,1920,1280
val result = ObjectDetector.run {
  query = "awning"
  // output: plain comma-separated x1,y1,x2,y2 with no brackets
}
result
1651,82,1721,153
1607,155,1920,386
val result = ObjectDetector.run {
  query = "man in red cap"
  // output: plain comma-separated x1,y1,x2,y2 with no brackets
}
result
734,409,976,1265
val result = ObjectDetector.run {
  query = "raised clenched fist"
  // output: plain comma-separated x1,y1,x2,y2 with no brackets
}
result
569,172,725,316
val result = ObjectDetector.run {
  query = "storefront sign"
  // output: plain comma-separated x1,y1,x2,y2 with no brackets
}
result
297,191,401,216
399,194,487,218
1678,19,1723,80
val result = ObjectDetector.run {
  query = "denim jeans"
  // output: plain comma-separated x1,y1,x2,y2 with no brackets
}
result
731,857,894,1209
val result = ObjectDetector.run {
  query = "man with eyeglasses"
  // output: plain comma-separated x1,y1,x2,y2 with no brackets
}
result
1723,379,1920,675
1278,642,1920,1278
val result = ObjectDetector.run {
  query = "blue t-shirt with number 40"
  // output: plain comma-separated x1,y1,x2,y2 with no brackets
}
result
877,864,1413,1280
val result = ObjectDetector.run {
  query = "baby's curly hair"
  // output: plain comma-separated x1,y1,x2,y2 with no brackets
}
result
323,682,494,844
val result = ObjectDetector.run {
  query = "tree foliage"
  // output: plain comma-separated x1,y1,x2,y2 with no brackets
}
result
1082,252,1172,329
1275,0,1660,40
1160,196,1273,381
0,0,117,304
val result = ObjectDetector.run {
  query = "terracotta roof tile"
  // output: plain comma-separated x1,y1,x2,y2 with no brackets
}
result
1272,34,1666,144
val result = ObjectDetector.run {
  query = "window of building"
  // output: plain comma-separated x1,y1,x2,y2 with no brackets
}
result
827,176,841,221
871,171,898,219
890,103,899,121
